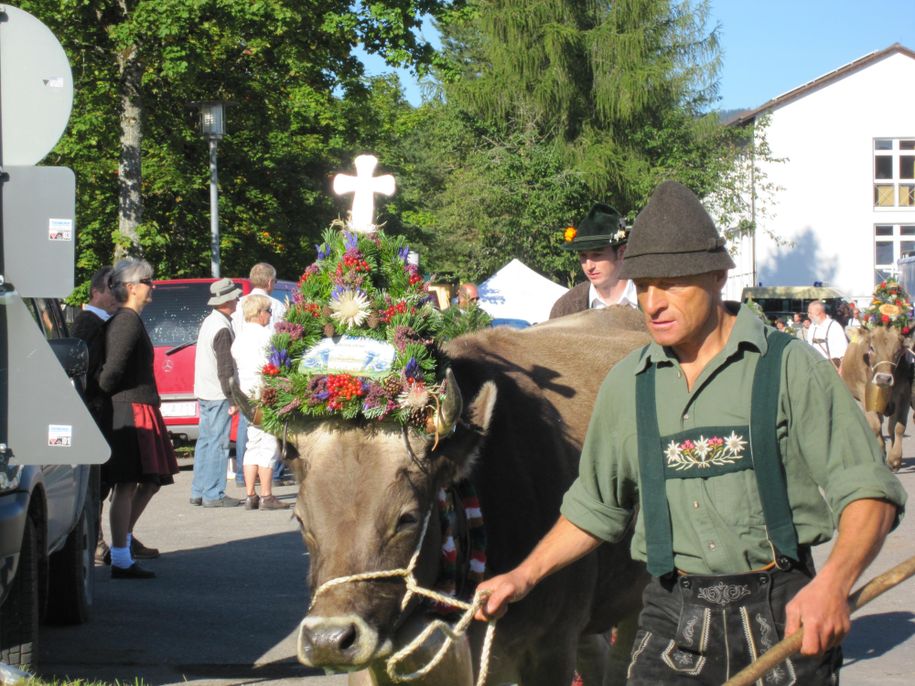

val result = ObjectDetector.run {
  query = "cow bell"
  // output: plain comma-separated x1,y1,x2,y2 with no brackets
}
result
864,381,891,414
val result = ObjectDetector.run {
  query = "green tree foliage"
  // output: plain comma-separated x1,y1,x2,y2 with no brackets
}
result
387,0,762,284
18,0,460,292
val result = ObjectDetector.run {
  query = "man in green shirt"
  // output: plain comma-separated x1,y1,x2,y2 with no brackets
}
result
475,181,906,684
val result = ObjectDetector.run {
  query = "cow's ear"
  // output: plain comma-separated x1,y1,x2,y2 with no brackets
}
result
466,381,497,436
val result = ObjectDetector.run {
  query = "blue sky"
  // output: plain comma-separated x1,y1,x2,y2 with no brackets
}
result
362,1,915,111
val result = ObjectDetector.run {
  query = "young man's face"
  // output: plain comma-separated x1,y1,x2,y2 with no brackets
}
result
577,244,624,291
634,271,726,350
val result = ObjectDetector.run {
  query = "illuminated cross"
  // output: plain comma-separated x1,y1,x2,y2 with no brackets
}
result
332,154,396,234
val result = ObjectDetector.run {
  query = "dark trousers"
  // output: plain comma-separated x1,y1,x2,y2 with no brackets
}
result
627,567,841,685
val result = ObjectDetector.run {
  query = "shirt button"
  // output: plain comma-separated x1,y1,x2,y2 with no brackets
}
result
707,542,717,551
692,501,700,509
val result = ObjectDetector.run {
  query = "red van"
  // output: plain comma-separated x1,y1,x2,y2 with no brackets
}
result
140,278,297,443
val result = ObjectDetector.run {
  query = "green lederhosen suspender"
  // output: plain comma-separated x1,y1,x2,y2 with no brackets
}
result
636,331,800,577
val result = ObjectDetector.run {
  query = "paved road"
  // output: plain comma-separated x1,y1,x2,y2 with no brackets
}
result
37,437,915,686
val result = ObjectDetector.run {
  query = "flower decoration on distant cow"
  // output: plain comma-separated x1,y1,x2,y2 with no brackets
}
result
862,278,914,334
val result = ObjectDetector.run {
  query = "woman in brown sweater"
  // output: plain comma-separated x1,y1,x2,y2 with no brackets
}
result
99,258,178,578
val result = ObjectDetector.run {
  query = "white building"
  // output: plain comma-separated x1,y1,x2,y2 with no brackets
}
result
725,44,915,304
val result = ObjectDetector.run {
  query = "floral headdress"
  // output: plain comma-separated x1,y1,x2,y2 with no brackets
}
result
862,278,914,334
257,225,490,434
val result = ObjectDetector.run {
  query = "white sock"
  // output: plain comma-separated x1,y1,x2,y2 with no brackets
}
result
111,546,133,569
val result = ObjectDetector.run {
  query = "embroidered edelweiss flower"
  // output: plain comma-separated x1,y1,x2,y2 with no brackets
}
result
613,228,627,241
329,289,370,328
665,441,681,462
694,437,710,460
563,226,577,242
725,431,747,455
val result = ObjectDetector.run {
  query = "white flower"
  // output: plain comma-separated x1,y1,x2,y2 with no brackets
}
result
397,381,430,410
329,290,370,328
665,441,681,463
614,228,627,241
725,431,747,455
694,437,710,460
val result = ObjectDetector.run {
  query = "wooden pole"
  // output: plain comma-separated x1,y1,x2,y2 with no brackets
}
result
722,555,915,686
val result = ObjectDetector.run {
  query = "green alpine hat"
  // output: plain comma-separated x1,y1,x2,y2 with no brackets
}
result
560,203,629,252
617,180,735,279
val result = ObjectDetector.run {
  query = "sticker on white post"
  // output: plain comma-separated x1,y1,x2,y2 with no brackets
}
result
48,218,73,241
48,425,72,447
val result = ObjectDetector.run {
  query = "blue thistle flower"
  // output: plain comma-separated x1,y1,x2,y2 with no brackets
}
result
269,346,291,369
315,243,329,260
397,246,410,263
343,231,358,251
404,357,420,381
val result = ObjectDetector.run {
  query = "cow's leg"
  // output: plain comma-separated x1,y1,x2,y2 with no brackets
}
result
518,646,576,686
605,613,639,685
866,411,885,455
888,412,906,471
576,633,609,685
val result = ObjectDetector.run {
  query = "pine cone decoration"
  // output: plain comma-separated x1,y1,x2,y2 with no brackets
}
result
383,375,403,396
260,387,278,406
323,323,336,338
367,314,380,329
407,406,429,427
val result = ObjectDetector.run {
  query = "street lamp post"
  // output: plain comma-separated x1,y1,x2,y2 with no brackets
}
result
195,101,225,277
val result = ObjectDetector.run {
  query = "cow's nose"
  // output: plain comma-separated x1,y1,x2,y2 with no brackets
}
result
298,621,360,666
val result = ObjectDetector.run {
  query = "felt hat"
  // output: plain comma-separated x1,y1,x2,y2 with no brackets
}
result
560,203,629,252
617,180,735,279
207,278,242,306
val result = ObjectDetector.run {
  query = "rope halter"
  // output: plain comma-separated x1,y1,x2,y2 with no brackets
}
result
307,504,497,685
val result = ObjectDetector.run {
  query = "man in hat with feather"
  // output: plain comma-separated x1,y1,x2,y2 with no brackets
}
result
549,203,637,319
477,181,905,684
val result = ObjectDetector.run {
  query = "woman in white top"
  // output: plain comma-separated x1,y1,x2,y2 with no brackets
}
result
230,295,289,510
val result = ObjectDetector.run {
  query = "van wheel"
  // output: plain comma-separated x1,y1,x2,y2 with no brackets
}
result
0,517,39,668
46,498,94,625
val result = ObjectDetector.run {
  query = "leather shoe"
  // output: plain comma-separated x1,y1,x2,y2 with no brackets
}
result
189,497,203,506
259,495,290,510
111,563,156,579
202,495,242,508
131,536,159,559
244,494,260,510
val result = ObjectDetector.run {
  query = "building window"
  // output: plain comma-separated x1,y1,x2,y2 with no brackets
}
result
874,223,915,284
874,138,915,207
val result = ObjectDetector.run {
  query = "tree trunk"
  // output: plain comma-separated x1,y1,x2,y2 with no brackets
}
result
116,44,142,259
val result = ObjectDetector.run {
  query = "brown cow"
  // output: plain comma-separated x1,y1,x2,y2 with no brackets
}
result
840,325,913,471
287,307,651,685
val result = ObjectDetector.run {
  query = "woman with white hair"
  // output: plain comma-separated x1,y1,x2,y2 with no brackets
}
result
231,294,289,510
99,258,178,578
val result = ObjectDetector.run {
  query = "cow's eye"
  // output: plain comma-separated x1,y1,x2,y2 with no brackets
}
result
395,511,419,531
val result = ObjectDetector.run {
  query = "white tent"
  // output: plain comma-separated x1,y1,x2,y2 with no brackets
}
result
478,259,568,325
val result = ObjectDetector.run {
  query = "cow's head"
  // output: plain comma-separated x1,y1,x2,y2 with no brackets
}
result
859,326,909,412
292,371,497,671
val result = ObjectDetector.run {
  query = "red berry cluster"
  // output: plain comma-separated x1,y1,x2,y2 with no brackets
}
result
408,272,423,286
381,301,409,323
262,363,280,377
326,374,365,410
302,303,321,318
343,254,371,272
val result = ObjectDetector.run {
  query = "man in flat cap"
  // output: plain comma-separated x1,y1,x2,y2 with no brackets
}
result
191,278,243,508
549,203,637,319
477,181,905,684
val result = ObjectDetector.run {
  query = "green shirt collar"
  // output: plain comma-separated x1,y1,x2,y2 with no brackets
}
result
635,302,768,374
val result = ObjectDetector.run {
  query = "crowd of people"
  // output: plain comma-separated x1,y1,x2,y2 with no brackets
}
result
73,261,292,579
770,300,865,370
